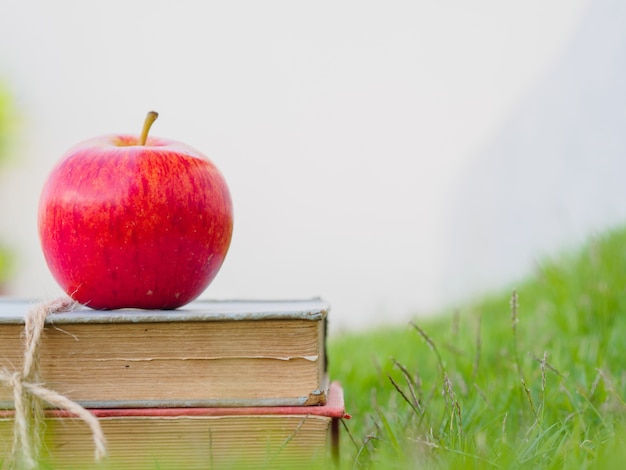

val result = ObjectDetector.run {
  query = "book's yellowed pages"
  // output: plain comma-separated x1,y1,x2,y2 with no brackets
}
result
0,299,329,408
0,383,348,470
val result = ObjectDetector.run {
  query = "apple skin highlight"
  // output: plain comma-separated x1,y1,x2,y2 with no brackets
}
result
38,134,233,310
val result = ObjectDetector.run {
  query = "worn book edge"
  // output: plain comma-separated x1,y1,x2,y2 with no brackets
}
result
0,374,331,409
0,382,349,420
0,298,330,324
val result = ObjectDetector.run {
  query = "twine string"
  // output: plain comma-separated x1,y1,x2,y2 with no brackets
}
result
0,298,107,468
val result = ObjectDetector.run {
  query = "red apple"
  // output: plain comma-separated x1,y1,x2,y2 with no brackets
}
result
38,111,233,310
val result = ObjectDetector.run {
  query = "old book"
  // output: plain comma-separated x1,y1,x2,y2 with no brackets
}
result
0,298,329,408
0,382,348,469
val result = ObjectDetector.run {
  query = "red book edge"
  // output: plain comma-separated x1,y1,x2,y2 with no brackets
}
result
0,381,351,420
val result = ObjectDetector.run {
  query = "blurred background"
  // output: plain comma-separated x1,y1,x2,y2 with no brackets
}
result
0,0,623,332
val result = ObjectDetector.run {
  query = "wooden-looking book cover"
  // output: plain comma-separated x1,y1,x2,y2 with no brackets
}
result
0,298,329,408
0,382,348,470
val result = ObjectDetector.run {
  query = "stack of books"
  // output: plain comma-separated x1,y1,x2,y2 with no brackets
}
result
0,298,347,469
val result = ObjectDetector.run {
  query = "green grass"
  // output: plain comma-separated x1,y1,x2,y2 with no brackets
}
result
329,224,626,469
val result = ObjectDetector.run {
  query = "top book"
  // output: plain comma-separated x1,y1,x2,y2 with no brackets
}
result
0,298,329,409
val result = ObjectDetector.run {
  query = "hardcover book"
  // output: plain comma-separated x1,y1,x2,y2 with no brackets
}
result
0,382,348,469
0,298,329,408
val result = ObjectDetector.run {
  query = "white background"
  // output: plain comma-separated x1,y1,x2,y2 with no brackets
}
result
3,0,622,333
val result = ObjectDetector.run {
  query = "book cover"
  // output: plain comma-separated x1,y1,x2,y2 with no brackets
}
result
0,299,329,408
0,382,349,469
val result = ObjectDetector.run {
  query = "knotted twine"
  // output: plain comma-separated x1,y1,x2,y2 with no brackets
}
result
0,298,107,468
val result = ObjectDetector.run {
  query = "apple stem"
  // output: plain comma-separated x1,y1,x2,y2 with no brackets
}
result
139,111,159,145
